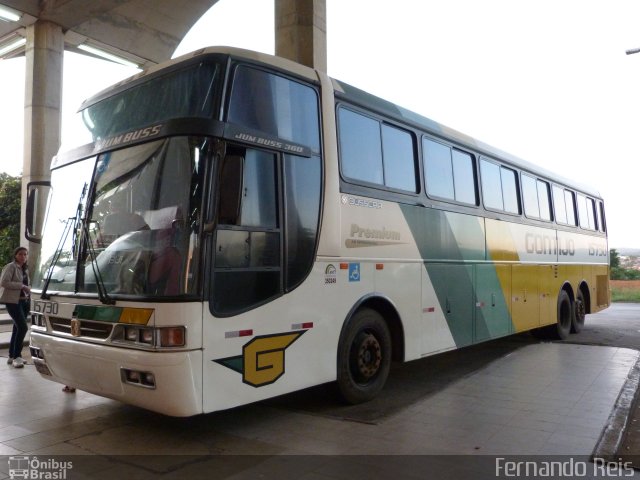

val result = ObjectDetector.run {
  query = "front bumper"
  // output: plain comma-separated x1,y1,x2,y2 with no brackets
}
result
30,331,203,417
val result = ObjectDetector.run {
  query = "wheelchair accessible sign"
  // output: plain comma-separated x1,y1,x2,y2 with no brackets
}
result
348,263,360,282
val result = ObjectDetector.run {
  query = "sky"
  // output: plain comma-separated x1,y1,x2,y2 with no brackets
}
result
1,0,639,248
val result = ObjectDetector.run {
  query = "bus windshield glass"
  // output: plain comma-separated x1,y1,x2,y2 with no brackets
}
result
63,60,221,150
34,136,206,298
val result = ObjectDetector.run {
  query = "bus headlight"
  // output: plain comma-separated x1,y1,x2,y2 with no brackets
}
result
114,325,185,349
140,328,154,344
125,326,139,342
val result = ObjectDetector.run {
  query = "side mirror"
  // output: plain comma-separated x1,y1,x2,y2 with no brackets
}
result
25,181,51,243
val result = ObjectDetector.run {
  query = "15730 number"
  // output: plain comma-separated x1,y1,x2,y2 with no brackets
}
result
32,300,59,315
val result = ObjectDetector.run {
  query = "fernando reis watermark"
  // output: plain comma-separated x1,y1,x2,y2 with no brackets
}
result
496,457,634,478
8,456,73,479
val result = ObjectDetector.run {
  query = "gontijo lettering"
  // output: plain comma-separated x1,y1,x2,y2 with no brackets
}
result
525,233,575,256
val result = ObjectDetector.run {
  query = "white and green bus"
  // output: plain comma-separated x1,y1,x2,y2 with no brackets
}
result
27,47,609,416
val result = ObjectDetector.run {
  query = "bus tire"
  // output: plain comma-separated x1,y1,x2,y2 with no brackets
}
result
571,289,586,334
337,308,391,405
554,290,572,340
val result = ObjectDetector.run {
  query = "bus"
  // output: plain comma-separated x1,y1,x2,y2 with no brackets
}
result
26,46,609,416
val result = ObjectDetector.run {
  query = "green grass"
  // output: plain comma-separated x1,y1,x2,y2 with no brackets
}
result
611,285,640,303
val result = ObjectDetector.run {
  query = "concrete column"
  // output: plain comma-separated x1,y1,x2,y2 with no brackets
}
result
275,0,327,71
22,20,64,269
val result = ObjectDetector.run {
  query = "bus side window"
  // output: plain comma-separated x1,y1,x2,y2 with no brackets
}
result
338,108,384,185
537,180,551,221
424,138,454,200
500,167,520,214
598,201,607,233
423,138,477,205
552,185,567,224
381,124,417,192
480,159,503,210
228,65,320,153
588,197,597,231
522,174,540,218
480,158,520,214
577,194,597,230
564,190,577,226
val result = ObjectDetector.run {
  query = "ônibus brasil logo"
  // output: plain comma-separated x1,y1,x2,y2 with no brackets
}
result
8,456,72,479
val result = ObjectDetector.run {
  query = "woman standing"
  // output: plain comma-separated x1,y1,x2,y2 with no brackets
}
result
0,247,31,368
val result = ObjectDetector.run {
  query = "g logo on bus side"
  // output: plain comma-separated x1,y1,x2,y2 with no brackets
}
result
215,331,305,387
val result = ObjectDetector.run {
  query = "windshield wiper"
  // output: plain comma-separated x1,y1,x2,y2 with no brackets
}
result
41,183,88,300
80,220,114,305
41,182,114,305
40,217,74,300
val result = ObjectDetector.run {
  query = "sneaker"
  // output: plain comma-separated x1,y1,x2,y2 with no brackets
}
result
7,358,12,365
12,357,24,368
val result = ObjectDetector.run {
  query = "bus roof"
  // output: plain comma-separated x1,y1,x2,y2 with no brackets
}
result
80,45,602,200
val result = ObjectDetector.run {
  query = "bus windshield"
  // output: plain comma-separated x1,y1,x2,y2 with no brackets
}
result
62,60,221,151
34,136,206,298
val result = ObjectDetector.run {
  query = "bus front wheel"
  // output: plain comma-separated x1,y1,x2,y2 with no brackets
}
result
337,308,391,404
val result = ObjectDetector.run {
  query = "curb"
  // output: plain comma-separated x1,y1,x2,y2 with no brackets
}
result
592,357,640,463
0,340,30,349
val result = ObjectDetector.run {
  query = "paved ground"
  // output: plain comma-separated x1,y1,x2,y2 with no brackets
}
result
0,305,636,479
566,303,640,350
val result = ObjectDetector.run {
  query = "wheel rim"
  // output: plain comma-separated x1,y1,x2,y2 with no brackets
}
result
350,331,382,383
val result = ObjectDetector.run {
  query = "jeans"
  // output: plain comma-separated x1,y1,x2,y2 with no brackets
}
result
6,299,29,359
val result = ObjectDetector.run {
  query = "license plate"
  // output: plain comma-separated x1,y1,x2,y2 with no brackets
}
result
33,359,52,376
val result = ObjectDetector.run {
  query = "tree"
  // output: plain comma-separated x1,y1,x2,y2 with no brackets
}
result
610,248,620,269
0,173,21,264
610,248,640,280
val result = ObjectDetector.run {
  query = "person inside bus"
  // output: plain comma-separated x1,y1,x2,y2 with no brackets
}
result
0,247,31,368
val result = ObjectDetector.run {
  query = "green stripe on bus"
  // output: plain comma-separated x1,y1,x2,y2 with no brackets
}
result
399,205,513,347
74,305,123,322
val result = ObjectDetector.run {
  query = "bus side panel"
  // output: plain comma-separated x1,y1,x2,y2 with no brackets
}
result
557,229,609,314
398,207,486,263
511,264,541,332
339,198,431,360
373,261,424,361
399,205,486,349
421,267,457,356
594,264,610,311
474,264,512,342
201,260,362,413
427,264,474,348
539,264,559,328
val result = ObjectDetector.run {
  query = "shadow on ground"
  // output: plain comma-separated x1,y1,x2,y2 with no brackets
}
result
266,332,539,424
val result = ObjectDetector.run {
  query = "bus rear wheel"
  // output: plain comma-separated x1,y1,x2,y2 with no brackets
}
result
337,308,391,404
554,290,573,340
571,290,586,333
